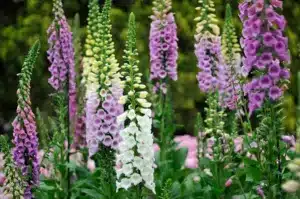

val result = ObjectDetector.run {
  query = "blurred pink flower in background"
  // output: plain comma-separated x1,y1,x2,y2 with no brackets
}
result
87,158,96,172
153,143,160,153
154,135,199,169
234,137,243,153
225,178,232,187
40,168,51,178
0,172,6,186
175,135,198,168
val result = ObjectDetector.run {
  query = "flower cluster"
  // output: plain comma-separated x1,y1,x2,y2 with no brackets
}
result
239,0,290,114
116,13,155,193
47,0,77,119
222,4,241,67
219,4,242,110
81,0,100,91
0,136,25,198
197,93,229,161
149,0,178,94
86,91,123,156
12,41,40,199
194,0,226,93
84,0,123,156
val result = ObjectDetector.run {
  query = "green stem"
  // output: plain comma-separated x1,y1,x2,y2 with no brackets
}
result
236,177,247,199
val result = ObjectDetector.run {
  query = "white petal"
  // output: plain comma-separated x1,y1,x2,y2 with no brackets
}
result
122,163,133,176
117,111,128,124
127,109,136,120
130,173,142,185
119,178,132,190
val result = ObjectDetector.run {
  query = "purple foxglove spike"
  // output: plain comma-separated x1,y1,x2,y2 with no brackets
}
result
239,0,290,114
149,0,178,94
47,0,77,119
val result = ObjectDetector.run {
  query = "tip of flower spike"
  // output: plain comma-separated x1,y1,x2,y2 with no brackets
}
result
101,0,112,21
32,40,41,52
225,3,232,21
104,0,112,9
127,13,136,50
26,39,41,67
53,0,65,19
129,12,135,23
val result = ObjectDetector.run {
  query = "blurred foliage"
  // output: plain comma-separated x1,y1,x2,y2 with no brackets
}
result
1,0,300,134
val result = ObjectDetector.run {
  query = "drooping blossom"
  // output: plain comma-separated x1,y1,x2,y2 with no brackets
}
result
47,0,77,119
12,41,40,199
257,185,265,198
282,135,296,151
149,0,178,94
84,0,123,156
239,0,290,114
116,13,155,193
73,115,86,148
194,0,226,93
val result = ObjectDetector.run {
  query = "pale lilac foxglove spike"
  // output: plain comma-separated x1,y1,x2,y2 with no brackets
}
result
194,0,227,94
195,33,226,93
84,0,124,156
47,0,77,119
149,0,178,94
219,4,243,110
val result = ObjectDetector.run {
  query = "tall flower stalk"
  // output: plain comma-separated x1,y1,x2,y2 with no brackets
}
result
84,0,123,157
221,3,254,134
72,13,86,148
194,0,225,152
220,4,242,111
47,1,76,197
239,0,290,197
116,13,155,195
12,40,40,199
149,0,178,94
47,0,77,120
194,2,239,197
149,0,178,172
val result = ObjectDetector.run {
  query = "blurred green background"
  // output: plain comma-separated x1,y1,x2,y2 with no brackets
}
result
0,0,299,135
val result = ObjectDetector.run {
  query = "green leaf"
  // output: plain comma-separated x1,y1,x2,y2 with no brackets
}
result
39,181,57,191
199,157,211,167
173,147,188,169
245,166,262,182
80,189,105,199
171,181,181,198
243,158,258,166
